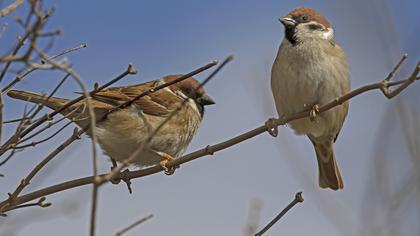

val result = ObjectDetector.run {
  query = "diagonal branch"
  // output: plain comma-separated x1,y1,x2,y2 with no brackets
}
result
255,192,303,236
115,214,154,236
0,55,417,213
0,0,24,17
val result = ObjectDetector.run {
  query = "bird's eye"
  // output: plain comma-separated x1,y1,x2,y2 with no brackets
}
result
300,14,308,22
184,88,192,94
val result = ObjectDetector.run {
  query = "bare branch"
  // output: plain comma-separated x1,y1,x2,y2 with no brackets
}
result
0,74,71,165
0,0,24,17
3,196,51,215
17,105,78,144
255,192,303,236
2,43,87,94
115,214,154,236
13,120,72,149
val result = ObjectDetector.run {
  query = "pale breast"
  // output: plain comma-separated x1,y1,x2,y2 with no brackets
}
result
271,39,350,137
94,101,202,166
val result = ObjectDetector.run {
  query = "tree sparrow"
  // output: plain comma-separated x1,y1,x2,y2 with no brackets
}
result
8,75,215,172
271,8,350,190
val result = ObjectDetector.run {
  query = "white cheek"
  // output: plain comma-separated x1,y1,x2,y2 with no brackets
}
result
323,28,334,40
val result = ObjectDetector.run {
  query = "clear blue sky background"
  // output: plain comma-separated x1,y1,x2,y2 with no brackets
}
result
1,0,419,235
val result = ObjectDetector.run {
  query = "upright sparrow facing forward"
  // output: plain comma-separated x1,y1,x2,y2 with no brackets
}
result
8,75,215,172
271,8,350,190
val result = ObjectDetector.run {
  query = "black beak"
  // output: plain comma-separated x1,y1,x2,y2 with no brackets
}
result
197,94,215,106
279,17,296,28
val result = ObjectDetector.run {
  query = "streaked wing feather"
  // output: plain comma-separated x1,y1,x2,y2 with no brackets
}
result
91,80,180,116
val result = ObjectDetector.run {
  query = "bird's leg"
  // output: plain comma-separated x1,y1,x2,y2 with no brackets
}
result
265,118,279,137
119,169,133,194
157,151,178,175
309,104,320,122
108,159,133,194
109,158,121,184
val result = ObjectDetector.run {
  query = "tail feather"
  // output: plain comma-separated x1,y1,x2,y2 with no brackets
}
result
309,137,344,190
7,90,69,110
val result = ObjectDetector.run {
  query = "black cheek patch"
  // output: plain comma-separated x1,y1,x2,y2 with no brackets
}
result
285,27,297,45
307,23,323,30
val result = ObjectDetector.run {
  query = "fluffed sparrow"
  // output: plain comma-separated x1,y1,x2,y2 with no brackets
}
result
271,7,350,190
8,75,215,171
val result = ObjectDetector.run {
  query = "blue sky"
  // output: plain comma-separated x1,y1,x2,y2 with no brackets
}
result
1,0,419,235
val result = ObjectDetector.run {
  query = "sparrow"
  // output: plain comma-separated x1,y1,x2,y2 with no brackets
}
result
271,7,350,190
7,75,215,172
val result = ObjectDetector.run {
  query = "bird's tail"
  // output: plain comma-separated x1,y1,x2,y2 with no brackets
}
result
7,90,69,110
309,137,344,190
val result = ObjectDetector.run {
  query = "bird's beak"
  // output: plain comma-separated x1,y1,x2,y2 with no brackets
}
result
279,17,296,28
197,94,215,106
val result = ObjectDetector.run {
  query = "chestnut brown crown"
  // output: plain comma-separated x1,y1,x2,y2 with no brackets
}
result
287,7,331,28
163,75,215,106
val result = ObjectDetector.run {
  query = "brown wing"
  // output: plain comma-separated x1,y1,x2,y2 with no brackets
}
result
92,80,182,116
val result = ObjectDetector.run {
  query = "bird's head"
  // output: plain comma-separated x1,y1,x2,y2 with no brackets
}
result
279,7,333,45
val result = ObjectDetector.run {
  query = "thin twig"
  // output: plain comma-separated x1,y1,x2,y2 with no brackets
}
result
5,196,51,213
0,149,15,166
0,1,43,148
0,73,71,165
0,102,33,163
255,192,304,236
0,3,50,64
115,214,154,236
0,64,135,157
0,127,84,213
21,73,71,126
18,103,80,144
384,54,408,81
0,20,32,83
0,0,24,17
3,117,31,124
2,43,87,94
13,120,72,149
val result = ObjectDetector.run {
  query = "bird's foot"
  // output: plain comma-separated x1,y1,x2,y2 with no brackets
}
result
109,159,133,194
310,104,320,122
265,118,279,137
158,152,179,175
109,159,120,184
119,169,133,194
